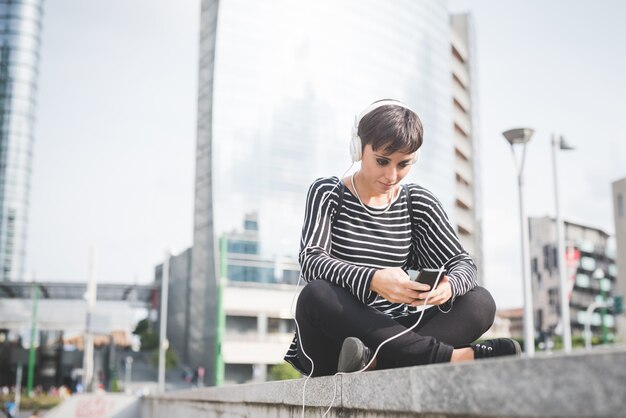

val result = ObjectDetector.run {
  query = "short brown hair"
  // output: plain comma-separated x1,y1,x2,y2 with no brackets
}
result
358,103,423,155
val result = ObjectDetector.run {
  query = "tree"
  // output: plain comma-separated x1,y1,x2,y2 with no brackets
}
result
151,348,179,370
133,318,159,350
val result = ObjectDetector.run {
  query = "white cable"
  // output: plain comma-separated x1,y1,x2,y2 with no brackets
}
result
322,266,446,417
291,163,354,418
293,165,445,417
351,171,395,216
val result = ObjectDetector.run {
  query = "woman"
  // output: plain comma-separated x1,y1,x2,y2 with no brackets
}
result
284,99,520,377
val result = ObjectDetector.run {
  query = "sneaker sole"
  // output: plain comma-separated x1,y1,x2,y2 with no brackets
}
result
337,337,364,373
512,339,522,355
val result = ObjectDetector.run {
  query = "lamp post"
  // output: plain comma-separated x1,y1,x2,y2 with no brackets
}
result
124,356,133,395
551,133,575,353
503,128,535,356
158,251,170,393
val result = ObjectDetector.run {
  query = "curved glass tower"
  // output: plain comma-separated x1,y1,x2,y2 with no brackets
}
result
0,0,43,281
208,0,454,257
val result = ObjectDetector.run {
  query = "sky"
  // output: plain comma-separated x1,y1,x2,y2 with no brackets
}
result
27,0,626,309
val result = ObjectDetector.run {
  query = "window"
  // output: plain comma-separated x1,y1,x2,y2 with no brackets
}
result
580,256,596,271
576,274,590,288
548,288,559,307
618,194,624,218
226,316,257,334
579,241,595,253
268,318,280,333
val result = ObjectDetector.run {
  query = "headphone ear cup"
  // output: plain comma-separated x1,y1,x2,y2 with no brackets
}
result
350,136,361,162
350,117,362,162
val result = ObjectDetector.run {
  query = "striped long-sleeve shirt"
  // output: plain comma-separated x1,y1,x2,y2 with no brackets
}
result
284,176,477,372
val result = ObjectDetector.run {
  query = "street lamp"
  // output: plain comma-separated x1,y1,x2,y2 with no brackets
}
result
503,128,535,356
551,134,575,353
158,251,171,393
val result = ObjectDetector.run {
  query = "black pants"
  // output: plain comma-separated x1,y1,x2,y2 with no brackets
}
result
295,280,496,377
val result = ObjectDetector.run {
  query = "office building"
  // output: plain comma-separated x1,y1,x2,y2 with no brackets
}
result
0,0,44,281
222,213,300,285
191,0,481,383
530,216,617,344
612,177,626,339
450,14,482,275
157,214,300,383
155,248,193,366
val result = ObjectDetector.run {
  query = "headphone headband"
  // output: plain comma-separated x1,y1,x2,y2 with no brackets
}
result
350,100,419,163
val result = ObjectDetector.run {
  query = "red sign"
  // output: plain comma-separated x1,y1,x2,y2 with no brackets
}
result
565,246,581,300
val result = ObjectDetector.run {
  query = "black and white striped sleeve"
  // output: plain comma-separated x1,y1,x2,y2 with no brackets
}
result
410,186,478,301
298,177,377,304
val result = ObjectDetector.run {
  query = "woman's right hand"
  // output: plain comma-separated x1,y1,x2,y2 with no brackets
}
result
370,267,430,304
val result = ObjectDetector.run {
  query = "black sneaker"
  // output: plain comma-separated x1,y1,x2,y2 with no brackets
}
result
337,337,372,373
472,338,522,359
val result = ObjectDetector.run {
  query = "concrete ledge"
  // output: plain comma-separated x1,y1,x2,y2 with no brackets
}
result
143,347,626,417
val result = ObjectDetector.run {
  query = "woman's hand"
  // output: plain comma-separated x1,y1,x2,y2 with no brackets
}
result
410,275,452,307
370,268,430,304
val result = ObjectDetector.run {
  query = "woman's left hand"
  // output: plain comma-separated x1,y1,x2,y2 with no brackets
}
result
409,275,452,307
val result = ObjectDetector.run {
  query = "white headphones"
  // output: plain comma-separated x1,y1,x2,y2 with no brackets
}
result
350,99,421,163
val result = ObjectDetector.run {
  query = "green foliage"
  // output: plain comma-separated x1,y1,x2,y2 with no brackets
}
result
133,318,159,350
0,393,61,410
110,377,121,393
140,331,159,350
151,348,179,370
268,362,301,381
133,318,150,335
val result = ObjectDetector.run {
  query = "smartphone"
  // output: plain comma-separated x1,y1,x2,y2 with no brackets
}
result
409,268,446,290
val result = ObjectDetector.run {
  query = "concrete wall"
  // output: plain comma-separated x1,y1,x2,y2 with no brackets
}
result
143,347,626,418
45,394,140,418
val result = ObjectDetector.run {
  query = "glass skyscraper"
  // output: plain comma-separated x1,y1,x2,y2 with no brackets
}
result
191,0,480,382
0,0,43,281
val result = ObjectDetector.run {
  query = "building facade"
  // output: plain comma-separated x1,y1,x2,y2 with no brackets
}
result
0,0,43,281
221,283,296,384
612,177,626,339
155,248,193,366
450,13,482,276
191,0,481,383
157,217,300,380
530,216,618,344
223,213,300,286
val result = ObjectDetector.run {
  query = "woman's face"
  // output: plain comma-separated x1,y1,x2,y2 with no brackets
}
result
360,144,416,195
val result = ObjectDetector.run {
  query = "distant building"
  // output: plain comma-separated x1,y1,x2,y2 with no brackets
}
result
156,267,299,385
221,283,297,384
450,13,483,278
477,307,524,341
529,216,618,344
612,177,626,339
155,248,193,366
0,0,45,281
156,214,300,384
0,281,156,389
497,308,524,339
